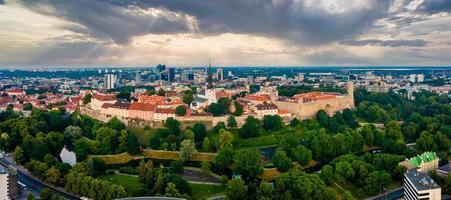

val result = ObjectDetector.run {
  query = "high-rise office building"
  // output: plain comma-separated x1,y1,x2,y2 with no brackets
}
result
297,73,305,82
0,165,18,200
135,71,142,85
404,168,441,200
168,68,175,82
104,74,117,90
156,64,166,73
217,68,224,81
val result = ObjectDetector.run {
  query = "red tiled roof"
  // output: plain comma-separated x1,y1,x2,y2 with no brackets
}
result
93,94,116,101
245,94,271,102
129,102,156,111
101,103,112,108
256,103,278,110
155,107,176,114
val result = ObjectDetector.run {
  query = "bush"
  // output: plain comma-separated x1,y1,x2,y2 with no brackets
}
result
170,160,184,174
118,166,139,175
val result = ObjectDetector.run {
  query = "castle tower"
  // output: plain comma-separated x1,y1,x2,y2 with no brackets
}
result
347,81,354,108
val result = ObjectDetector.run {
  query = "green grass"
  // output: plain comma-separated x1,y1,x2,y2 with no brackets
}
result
102,173,140,195
190,183,225,199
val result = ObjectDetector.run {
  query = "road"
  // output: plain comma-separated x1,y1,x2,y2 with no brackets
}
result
0,155,80,200
366,187,404,200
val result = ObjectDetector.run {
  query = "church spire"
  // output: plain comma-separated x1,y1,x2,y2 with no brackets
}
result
207,59,213,89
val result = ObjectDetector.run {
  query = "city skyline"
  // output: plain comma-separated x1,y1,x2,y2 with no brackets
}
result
1,0,451,67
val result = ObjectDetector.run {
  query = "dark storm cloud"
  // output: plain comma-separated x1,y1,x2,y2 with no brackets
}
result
20,0,392,45
418,0,451,13
0,0,5,5
341,39,428,47
20,0,196,44
121,0,392,44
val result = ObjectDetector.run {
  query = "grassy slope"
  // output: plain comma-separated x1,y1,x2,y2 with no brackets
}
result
190,183,225,199
102,173,140,195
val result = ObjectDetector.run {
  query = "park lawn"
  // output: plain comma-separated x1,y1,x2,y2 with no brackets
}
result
102,173,140,195
190,183,225,199
127,126,156,146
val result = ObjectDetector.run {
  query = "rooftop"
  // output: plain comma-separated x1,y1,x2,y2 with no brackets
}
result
405,168,440,191
436,162,450,175
408,152,438,168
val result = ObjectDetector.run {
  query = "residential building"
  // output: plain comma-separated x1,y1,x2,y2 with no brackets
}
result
255,103,278,118
400,151,439,172
90,93,117,110
0,164,18,200
404,168,441,200
217,68,224,81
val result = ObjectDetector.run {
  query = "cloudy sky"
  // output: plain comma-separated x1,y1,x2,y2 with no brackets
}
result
1,0,451,67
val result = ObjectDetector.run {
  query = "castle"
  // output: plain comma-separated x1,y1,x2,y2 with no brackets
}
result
267,81,354,119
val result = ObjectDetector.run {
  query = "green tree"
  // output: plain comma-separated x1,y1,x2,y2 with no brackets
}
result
320,165,335,184
46,131,64,156
182,92,193,105
233,102,243,116
64,126,82,142
13,146,26,164
257,181,274,200
180,129,194,142
175,105,187,116
234,150,263,178
226,178,248,200
272,150,292,172
138,160,155,188
83,94,92,105
126,133,140,155
213,122,227,133
363,171,392,195
263,115,283,131
239,116,260,139
218,129,234,149
107,117,125,131
74,139,90,162
165,117,181,135
335,161,355,183
202,137,210,152
179,140,197,161
416,131,438,152
214,145,234,172
290,118,300,127
227,115,237,128
23,102,33,110
360,124,375,146
89,157,106,176
192,123,206,144
157,88,165,96
45,167,61,185
291,145,312,166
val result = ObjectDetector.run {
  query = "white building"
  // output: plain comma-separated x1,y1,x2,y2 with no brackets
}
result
255,103,278,118
104,74,117,90
297,73,305,82
404,168,441,200
409,74,425,83
0,165,18,200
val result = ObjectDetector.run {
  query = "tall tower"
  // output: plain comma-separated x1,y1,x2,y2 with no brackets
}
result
104,74,116,90
347,81,354,108
217,68,224,81
206,60,213,89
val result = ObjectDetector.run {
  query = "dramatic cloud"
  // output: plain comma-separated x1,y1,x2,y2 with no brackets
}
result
418,0,451,13
20,0,199,44
341,39,428,47
1,0,451,66
108,0,392,45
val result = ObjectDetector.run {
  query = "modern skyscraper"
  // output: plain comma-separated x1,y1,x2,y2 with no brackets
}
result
168,68,175,82
104,74,116,90
135,71,141,85
156,64,166,73
217,68,224,81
